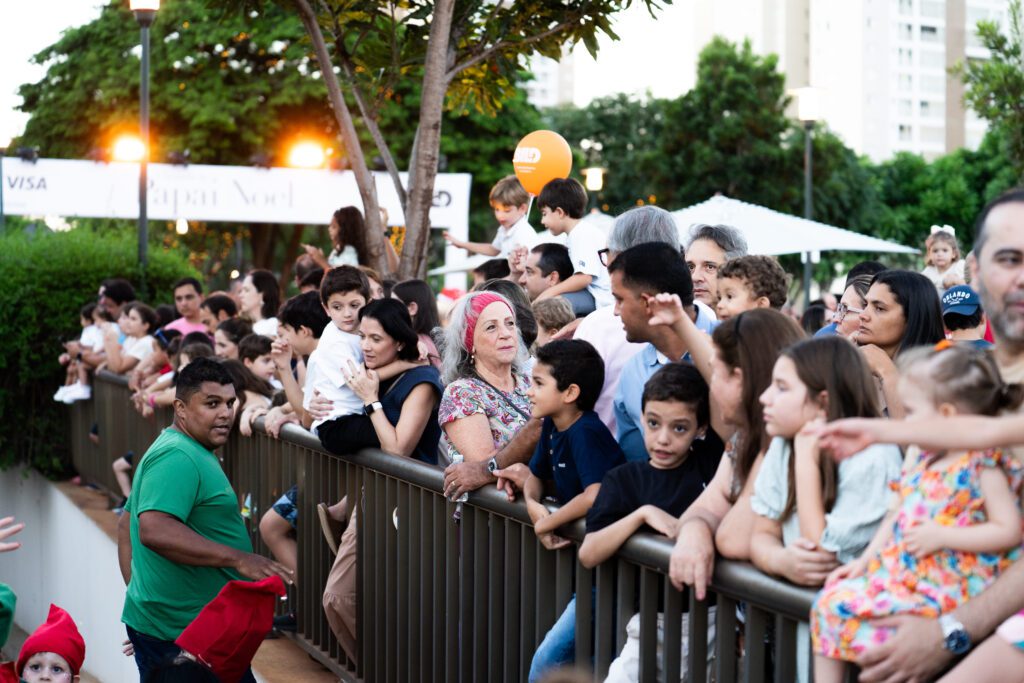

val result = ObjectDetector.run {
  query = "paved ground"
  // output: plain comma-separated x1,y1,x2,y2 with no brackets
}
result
40,481,338,682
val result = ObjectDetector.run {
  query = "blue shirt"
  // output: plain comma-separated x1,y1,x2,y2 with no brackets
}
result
613,305,718,462
528,411,626,503
814,322,839,337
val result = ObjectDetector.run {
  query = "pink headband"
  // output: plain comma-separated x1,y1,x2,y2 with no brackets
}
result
464,293,514,354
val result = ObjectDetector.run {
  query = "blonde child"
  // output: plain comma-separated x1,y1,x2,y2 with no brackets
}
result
0,604,85,683
921,227,966,294
532,296,575,349
811,344,1024,683
443,176,538,257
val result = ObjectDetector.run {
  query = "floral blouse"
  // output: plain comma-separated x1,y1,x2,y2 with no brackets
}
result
438,373,531,464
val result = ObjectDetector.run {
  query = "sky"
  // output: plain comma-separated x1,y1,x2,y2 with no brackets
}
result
0,0,697,148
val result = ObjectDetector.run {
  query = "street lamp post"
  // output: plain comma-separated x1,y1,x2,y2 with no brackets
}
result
794,87,823,307
582,167,605,211
130,0,159,298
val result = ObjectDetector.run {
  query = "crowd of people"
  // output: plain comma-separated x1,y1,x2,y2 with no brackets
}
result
4,174,1024,682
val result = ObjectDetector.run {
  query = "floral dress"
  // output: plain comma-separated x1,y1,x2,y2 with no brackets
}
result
438,373,531,464
812,449,1024,660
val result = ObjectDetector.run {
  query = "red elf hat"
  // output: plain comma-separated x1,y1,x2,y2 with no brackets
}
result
175,576,285,683
16,605,85,677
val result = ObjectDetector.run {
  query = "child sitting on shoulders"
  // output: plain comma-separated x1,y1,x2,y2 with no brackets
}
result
578,362,721,683
532,297,575,349
811,344,1023,683
0,604,85,683
715,255,790,321
921,227,966,294
511,339,626,682
444,175,538,258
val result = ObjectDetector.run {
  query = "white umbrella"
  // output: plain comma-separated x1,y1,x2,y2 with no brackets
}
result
672,195,918,256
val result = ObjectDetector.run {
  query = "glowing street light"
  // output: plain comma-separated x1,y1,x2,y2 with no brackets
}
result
583,167,605,193
287,141,326,168
175,218,189,235
130,0,159,298
112,135,146,162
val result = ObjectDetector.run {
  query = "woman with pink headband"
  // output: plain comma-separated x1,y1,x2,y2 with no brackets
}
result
438,291,532,478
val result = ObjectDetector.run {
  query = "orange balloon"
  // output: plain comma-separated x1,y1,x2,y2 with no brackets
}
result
512,130,572,196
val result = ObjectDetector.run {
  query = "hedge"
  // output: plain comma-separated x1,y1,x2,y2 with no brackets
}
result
0,228,199,475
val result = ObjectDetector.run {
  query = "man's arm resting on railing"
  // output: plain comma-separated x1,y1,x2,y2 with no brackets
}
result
117,511,132,586
138,511,294,584
443,417,543,498
857,557,1024,682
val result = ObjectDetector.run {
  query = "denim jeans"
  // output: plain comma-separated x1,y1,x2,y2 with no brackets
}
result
126,624,256,682
528,595,577,683
562,289,597,317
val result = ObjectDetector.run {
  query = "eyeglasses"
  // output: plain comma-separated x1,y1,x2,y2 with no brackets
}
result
598,248,611,267
833,303,864,321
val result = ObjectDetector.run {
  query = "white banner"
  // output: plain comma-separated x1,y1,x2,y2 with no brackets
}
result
1,158,471,236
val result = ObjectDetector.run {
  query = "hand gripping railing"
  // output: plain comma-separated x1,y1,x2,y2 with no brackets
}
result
67,372,817,682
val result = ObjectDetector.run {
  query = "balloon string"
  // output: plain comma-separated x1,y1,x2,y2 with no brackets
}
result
527,195,534,220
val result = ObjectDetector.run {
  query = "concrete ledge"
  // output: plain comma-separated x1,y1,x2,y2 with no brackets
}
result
0,468,137,682
0,469,337,683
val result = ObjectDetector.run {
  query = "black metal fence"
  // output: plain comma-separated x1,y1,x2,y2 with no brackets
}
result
68,372,817,682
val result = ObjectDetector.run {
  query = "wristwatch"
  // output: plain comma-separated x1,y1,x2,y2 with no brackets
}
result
486,456,500,475
939,614,971,655
363,401,383,416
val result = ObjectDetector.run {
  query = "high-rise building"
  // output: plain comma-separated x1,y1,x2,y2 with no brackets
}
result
688,0,1005,161
809,0,1004,160
524,50,576,109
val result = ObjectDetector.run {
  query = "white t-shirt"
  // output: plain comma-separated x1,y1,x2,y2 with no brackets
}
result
566,221,612,308
80,324,103,352
535,229,567,245
123,335,155,363
253,317,279,338
303,322,364,435
328,245,360,267
490,216,539,257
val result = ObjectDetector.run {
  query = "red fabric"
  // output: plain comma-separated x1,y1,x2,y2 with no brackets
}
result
16,605,85,676
175,576,285,683
985,318,995,343
0,661,17,683
463,293,513,354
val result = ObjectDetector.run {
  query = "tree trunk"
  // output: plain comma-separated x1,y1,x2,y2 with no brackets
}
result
399,0,456,278
291,0,389,274
280,224,306,290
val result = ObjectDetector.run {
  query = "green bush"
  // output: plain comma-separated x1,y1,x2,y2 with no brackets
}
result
0,228,199,475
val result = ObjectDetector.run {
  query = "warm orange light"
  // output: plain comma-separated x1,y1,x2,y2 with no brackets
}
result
112,135,146,162
287,141,326,168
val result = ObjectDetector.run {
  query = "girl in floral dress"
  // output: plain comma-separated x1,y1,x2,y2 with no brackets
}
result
811,344,1024,683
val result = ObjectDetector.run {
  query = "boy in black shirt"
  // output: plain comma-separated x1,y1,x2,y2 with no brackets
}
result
520,339,626,681
578,362,720,681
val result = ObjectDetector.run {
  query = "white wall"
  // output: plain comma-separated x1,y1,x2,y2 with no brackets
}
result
0,469,138,683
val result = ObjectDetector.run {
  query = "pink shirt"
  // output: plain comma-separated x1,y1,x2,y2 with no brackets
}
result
164,318,210,337
573,306,645,435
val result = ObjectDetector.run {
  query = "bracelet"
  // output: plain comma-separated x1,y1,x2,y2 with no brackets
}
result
148,395,156,408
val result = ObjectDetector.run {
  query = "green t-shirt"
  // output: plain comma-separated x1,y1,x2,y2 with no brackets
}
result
121,428,252,641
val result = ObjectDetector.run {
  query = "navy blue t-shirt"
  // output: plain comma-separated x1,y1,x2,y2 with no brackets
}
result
528,411,626,503
585,443,722,534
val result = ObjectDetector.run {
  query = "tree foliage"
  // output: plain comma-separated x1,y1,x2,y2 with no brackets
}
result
0,229,197,474
958,0,1024,182
18,0,333,165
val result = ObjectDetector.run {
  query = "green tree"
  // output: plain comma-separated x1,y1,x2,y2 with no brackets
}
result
18,0,333,164
548,93,669,214
958,0,1024,181
654,37,790,208
240,0,665,276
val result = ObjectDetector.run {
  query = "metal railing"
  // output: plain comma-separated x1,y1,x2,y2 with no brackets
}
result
68,371,817,682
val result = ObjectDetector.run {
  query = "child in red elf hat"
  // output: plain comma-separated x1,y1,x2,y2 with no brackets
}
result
0,604,86,683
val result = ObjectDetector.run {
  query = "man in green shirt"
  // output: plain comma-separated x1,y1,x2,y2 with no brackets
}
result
118,357,292,681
